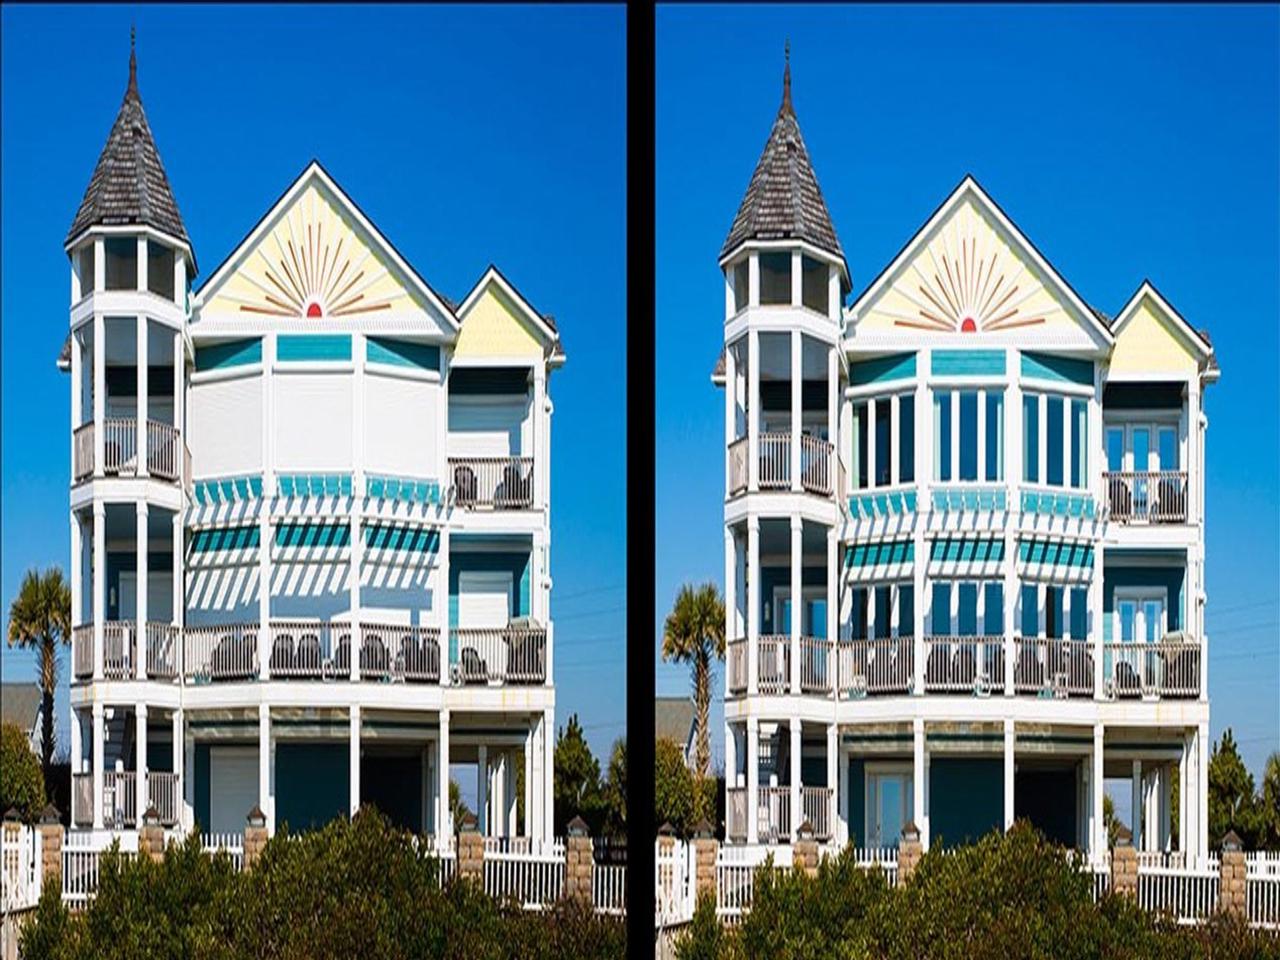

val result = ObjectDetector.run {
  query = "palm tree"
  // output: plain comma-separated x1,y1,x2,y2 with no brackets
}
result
662,582,725,781
7,567,71,774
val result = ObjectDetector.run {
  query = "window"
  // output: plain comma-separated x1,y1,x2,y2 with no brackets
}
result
801,255,827,314
1070,588,1087,640
1023,395,1039,483
104,237,137,290
934,392,952,481
899,585,915,637
1020,584,1038,637
1158,427,1178,471
874,586,892,640
899,395,915,483
1045,586,1063,639
147,241,175,301
851,588,869,640
957,583,979,635
1046,396,1064,486
759,252,791,305
1106,427,1123,471
1116,589,1166,645
959,392,978,481
931,583,951,635
852,402,868,489
732,259,749,313
77,244,96,297
1071,399,1087,487
875,398,892,486
984,583,1004,634
985,392,1003,481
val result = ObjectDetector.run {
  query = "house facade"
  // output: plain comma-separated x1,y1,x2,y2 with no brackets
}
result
716,61,1216,863
61,46,561,842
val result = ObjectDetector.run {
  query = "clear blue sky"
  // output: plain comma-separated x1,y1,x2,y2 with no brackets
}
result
656,3,1280,787
1,5,626,765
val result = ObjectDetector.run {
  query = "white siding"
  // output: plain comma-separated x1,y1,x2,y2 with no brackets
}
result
364,372,440,478
448,398,529,458
274,372,353,471
189,374,263,478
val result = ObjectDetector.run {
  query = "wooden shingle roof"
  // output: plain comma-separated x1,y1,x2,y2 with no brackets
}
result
65,36,190,253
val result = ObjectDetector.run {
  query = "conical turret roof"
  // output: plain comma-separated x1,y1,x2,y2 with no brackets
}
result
720,49,844,266
65,33,190,252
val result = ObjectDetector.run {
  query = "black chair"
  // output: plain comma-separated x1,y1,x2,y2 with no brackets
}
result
1114,660,1141,696
1016,642,1044,691
461,646,488,684
333,636,351,675
1108,476,1132,520
361,634,389,679
506,631,545,684
1070,646,1094,695
296,634,323,677
454,465,478,505
270,635,295,675
1156,476,1184,522
926,643,951,687
211,633,254,680
499,463,529,508
953,645,977,687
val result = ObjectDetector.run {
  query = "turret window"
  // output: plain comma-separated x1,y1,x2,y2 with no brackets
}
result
104,237,138,290
76,244,96,297
1024,392,1089,489
801,255,826,314
759,252,791,305
147,241,175,301
732,259,749,313
852,393,914,489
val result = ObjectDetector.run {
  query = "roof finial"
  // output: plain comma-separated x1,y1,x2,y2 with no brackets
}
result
781,39,792,113
128,24,137,94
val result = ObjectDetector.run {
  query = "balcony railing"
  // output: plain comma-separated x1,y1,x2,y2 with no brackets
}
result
184,623,259,683
103,771,137,828
268,620,337,679
72,774,92,827
1105,471,1188,524
73,423,94,482
756,634,789,694
1013,637,1094,697
726,638,747,696
758,433,790,489
449,457,534,509
1104,640,1200,698
922,636,1005,694
103,621,133,679
146,420,181,481
148,772,179,826
757,787,791,844
799,636,833,694
838,637,913,697
726,787,747,843
728,437,748,495
72,624,93,679
799,435,834,496
360,622,441,683
452,627,547,685
71,418,184,484
146,622,179,679
801,786,833,842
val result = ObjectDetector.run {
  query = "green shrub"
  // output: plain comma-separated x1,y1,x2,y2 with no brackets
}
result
0,721,45,820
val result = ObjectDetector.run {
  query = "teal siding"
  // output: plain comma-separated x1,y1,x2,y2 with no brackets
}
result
276,334,352,362
1021,352,1094,387
194,338,261,371
274,523,351,548
366,337,440,371
929,758,1003,848
850,353,916,386
931,349,1006,377
1018,539,1095,568
277,474,354,498
364,524,439,553
190,526,260,553
845,541,914,568
928,538,1005,563
847,759,866,846
275,743,348,832
1103,567,1185,638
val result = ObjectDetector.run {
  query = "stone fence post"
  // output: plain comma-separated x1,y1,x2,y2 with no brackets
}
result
564,816,593,903
38,805,63,890
898,821,923,883
693,820,718,903
243,805,269,871
139,806,165,862
795,820,819,877
1218,831,1247,917
1111,827,1137,898
456,812,483,883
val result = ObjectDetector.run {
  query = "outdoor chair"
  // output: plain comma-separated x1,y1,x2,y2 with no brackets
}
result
360,634,389,678
460,646,488,684
270,635,295,675
453,465,478,505
296,634,323,677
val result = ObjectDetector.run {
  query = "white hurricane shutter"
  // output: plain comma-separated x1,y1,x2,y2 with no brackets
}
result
209,746,258,835
457,571,512,628
189,375,263,477
364,373,439,478
274,372,353,471
448,400,525,458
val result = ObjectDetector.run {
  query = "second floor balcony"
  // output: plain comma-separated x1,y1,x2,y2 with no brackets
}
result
73,418,188,485
448,456,535,510
1104,471,1189,524
727,432,837,498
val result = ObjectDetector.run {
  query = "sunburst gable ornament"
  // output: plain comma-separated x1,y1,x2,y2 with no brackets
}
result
883,208,1055,335
229,187,411,320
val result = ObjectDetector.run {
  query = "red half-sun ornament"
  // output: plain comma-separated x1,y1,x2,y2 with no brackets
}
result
960,316,977,333
306,302,323,318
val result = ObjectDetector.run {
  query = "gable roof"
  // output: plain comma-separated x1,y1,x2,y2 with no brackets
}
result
65,38,192,262
720,53,846,274
0,684,41,732
1109,279,1216,374
655,697,695,749
456,264,565,365
848,175,1115,348
193,159,458,330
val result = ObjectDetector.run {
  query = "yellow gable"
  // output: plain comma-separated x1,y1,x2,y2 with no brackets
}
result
1109,294,1201,378
858,195,1085,339
454,284,546,359
201,181,428,322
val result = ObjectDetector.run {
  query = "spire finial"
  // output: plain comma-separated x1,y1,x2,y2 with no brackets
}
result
128,24,137,94
781,39,792,113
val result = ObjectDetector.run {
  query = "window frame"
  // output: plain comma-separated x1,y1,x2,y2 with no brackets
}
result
851,386,916,491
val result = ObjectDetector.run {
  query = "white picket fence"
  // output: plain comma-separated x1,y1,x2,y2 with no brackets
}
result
483,838,565,909
1138,862,1220,923
1,826,42,913
201,832,245,871
656,840,695,925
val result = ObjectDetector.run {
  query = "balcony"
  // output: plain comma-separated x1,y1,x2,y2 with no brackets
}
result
72,419,187,484
69,771,179,829
1104,640,1200,698
726,787,747,843
71,621,179,682
727,433,835,498
1104,471,1188,524
452,626,547,685
448,456,534,510
837,637,913,697
1013,637,1093,698
757,786,791,844
801,786,833,842
923,636,1005,694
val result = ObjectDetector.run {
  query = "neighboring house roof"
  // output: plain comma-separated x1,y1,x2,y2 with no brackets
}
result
655,697,696,759
0,683,42,738
720,51,845,270
65,36,191,256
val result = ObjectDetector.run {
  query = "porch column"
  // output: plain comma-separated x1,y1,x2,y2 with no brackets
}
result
136,501,149,680
70,707,83,777
1092,541,1105,700
92,702,104,829
71,327,82,472
174,330,184,484
1178,732,1190,856
439,710,452,837
258,510,271,680
746,717,759,844
1003,719,1015,830
827,346,837,484
724,722,737,789
258,704,273,833
542,707,554,842
183,716,195,830
1160,763,1173,852
172,709,184,829
913,718,927,848
724,341,736,497
70,511,83,639
837,737,850,846
136,314,149,478
477,744,489,835
93,504,106,680
438,525,450,688
789,721,801,842
724,528,736,657
136,704,149,817
523,725,532,838
172,510,184,639
1196,721,1209,862
826,723,838,842
93,313,105,478
826,527,837,658
349,706,361,817
790,330,802,492
1091,723,1105,860
1130,759,1143,851
747,329,760,491
747,517,760,695
790,517,802,694
350,513,362,681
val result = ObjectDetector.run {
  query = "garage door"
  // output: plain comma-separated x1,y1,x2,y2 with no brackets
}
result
209,746,258,835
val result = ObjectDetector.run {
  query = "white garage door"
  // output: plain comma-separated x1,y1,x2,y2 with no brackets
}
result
209,746,258,835
457,571,513,628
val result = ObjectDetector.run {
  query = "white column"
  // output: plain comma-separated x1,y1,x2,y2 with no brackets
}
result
791,250,803,306
913,718,927,848
826,526,837,659
477,743,489,835
533,368,547,510
837,741,850,846
92,702,104,829
789,721,801,842
746,717,759,844
136,502,149,679
172,511,184,638
522,724,532,838
93,504,105,680
748,329,760,491
259,335,274,679
350,513,362,681
439,710,452,837
1091,723,1105,860
1160,764,1173,852
136,314,149,477
790,517,802,694
438,525,450,687
1004,719,1015,830
790,330,802,491
136,704,149,816
1178,733,1189,855
348,705,362,817
70,708,83,776
1131,759,1143,851
183,717,195,830
542,707,554,842
828,347,838,493
724,722,737,789
1093,540,1105,700
724,528,737,651
1196,722,1209,862
258,704,272,833
71,329,82,476
93,313,105,477
173,331,184,478
826,723,838,841
725,343,737,496
70,512,83,631
747,518,760,695
172,709,184,829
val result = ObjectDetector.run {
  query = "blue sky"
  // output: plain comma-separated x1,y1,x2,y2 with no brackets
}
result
0,5,626,767
656,3,1280,787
